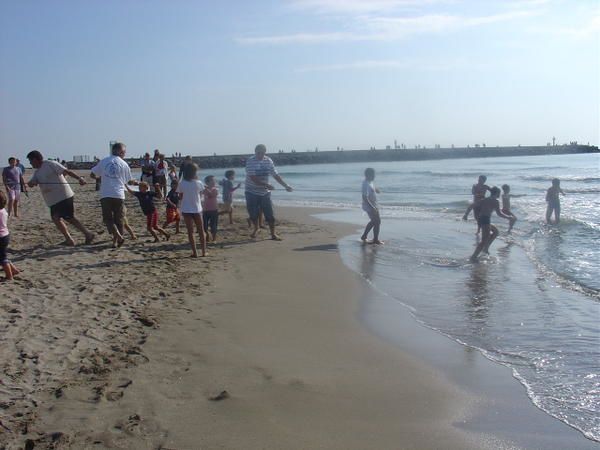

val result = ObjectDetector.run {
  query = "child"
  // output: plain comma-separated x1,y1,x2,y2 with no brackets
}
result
462,175,491,234
125,182,170,242
218,170,241,225
2,157,27,217
155,154,168,197
168,165,178,187
0,191,20,281
501,184,521,232
546,178,565,224
163,179,181,234
177,163,206,257
470,186,512,262
361,168,383,245
203,175,220,242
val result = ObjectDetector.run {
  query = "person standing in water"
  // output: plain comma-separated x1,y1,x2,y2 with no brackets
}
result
463,175,491,234
470,186,511,262
546,178,565,224
360,168,383,245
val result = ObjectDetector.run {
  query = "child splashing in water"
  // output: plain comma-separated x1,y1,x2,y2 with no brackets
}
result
470,186,511,262
546,178,565,224
361,168,383,245
501,184,521,232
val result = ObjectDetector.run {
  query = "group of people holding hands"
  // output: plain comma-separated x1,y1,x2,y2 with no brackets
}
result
1,143,294,280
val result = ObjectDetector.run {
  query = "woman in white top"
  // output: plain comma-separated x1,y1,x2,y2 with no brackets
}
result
176,163,206,257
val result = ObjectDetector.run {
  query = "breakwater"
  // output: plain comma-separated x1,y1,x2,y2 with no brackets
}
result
68,144,598,170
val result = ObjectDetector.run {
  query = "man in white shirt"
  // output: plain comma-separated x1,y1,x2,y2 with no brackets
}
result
90,142,135,247
26,150,95,246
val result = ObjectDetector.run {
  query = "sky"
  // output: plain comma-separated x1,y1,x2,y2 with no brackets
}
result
0,0,598,162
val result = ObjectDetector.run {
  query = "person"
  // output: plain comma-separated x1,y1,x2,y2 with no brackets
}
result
546,178,565,224
176,162,206,257
0,191,20,281
462,175,491,234
15,159,26,193
178,155,193,180
2,157,27,217
163,179,181,234
155,154,169,197
125,182,170,242
470,186,512,262
90,142,135,248
219,169,241,225
203,175,220,242
122,205,138,240
501,184,522,232
140,153,155,189
168,165,178,187
26,150,95,246
244,144,293,240
360,168,383,245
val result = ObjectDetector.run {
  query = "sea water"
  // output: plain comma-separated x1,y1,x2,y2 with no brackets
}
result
267,153,599,442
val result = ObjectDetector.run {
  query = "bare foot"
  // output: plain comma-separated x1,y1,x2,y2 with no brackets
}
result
371,240,384,245
190,253,198,258
85,233,95,245
462,215,468,221
271,234,282,241
61,239,75,247
250,229,259,239
117,237,125,247
165,233,170,241
469,256,478,263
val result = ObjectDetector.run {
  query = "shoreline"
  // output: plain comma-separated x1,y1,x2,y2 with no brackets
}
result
1,190,596,448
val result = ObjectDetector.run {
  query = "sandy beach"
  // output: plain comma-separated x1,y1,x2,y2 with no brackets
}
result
0,182,595,449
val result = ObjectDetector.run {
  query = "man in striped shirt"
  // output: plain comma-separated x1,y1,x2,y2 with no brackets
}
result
245,144,293,240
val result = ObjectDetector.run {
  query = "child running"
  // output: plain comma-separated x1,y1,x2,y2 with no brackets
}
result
470,186,512,262
361,168,383,245
218,170,241,225
177,163,206,257
163,179,181,234
546,178,565,224
125,182,170,242
462,175,491,234
0,191,20,281
501,184,521,232
203,175,219,242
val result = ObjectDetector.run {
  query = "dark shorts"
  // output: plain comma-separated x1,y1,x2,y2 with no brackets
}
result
50,196,75,220
0,234,9,264
477,215,491,227
155,175,167,185
203,210,219,235
245,191,274,223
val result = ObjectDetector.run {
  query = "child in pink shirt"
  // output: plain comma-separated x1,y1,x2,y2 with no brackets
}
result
202,175,220,242
0,191,20,281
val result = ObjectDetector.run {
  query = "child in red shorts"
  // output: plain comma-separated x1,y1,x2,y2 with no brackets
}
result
126,182,170,242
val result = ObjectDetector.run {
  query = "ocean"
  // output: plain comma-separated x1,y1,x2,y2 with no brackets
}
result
263,153,599,442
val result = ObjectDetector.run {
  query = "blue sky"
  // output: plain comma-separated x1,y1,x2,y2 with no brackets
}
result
0,0,598,162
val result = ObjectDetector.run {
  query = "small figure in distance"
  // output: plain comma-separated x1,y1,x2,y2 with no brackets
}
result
546,178,565,224
360,168,383,245
463,175,491,234
501,184,524,233
470,186,512,262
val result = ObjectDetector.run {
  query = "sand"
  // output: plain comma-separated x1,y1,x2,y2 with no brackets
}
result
0,181,568,449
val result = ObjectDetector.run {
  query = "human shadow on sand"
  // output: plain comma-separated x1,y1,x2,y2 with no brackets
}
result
293,243,338,252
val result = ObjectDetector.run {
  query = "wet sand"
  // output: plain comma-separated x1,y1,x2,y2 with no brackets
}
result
0,182,588,449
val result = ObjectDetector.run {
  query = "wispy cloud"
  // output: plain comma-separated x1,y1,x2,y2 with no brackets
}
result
236,10,536,45
287,0,449,15
296,58,491,72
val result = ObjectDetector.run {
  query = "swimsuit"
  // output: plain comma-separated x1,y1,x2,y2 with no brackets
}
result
477,215,491,227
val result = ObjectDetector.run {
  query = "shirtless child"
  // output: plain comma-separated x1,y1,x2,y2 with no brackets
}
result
545,178,565,224
470,186,512,262
501,184,523,232
462,175,491,234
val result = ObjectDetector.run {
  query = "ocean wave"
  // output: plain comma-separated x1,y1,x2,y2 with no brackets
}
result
520,175,600,182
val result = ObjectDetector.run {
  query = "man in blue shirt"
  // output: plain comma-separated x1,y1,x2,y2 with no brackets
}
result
244,144,293,240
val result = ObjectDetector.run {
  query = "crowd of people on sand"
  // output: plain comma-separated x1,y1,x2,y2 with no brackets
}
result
1,143,567,281
1,143,294,281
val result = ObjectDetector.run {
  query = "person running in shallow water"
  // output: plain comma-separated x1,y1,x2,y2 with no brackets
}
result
470,186,511,262
545,178,565,224
360,168,383,245
463,175,491,234
501,184,521,232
